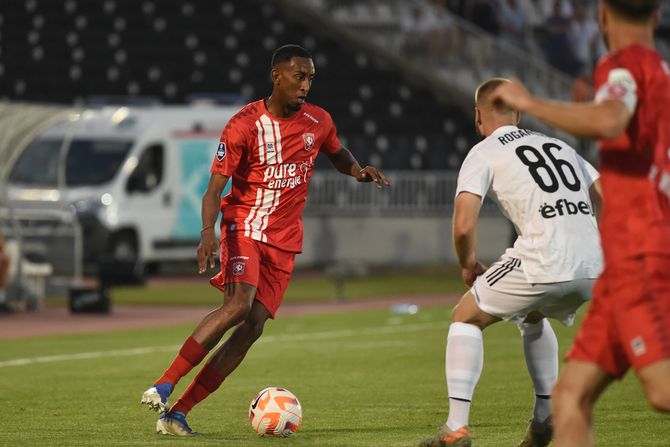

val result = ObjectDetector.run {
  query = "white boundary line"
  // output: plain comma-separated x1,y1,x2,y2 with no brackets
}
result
0,321,446,369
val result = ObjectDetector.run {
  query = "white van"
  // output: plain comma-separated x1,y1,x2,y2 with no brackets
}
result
6,105,239,271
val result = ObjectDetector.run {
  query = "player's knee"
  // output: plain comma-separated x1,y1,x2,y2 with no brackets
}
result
234,318,265,349
451,304,490,330
246,319,265,341
451,302,472,323
552,377,579,408
223,300,253,325
645,388,670,413
553,375,598,415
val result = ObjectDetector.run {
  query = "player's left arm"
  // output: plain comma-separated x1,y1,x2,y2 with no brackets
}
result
491,79,633,140
589,179,603,223
325,147,391,188
453,192,487,287
576,154,602,223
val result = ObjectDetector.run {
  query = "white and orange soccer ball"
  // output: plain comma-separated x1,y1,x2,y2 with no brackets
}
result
248,387,302,437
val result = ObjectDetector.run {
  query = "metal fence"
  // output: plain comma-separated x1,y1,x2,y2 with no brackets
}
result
0,191,83,307
305,170,499,216
0,103,84,303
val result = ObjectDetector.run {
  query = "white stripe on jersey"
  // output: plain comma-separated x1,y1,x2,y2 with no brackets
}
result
259,189,281,243
244,188,265,238
249,188,278,242
272,120,283,164
247,115,283,241
259,114,279,165
255,120,266,165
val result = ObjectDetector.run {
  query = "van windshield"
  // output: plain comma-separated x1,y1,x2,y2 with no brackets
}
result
9,138,133,187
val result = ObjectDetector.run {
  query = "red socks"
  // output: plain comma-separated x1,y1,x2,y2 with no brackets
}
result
154,336,226,415
156,336,208,386
170,363,226,415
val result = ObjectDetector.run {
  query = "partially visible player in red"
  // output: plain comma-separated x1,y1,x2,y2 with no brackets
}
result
140,44,390,436
492,1,670,445
0,235,10,306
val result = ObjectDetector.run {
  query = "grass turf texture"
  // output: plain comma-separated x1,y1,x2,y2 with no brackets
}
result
47,265,466,307
1,306,668,446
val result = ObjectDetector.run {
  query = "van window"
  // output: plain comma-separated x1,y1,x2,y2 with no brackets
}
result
126,144,164,193
66,140,133,186
9,139,61,186
9,138,133,187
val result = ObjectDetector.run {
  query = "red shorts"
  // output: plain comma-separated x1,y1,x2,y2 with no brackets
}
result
567,254,670,378
209,236,295,318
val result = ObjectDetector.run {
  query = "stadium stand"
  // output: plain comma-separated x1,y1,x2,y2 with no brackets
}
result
0,0,479,171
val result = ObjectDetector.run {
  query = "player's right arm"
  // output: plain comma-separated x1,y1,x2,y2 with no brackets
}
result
454,151,490,286
491,79,633,140
199,116,246,273
453,192,487,287
198,173,230,274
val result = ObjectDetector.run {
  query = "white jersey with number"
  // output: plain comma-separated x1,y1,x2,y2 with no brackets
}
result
456,125,603,283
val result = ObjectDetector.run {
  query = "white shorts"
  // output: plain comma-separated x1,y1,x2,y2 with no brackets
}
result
472,255,595,326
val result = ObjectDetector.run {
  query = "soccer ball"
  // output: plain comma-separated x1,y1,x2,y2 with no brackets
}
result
248,387,302,437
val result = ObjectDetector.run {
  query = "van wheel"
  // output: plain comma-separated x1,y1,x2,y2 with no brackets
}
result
109,231,138,261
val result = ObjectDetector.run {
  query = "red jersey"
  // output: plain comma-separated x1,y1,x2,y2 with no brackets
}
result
593,44,670,261
210,99,340,252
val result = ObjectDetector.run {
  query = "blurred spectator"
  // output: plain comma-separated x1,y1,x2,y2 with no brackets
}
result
661,1,670,29
445,0,466,16
537,0,573,20
569,3,605,76
517,0,543,28
499,0,529,48
464,0,501,36
540,0,579,76
401,1,460,66
0,235,10,308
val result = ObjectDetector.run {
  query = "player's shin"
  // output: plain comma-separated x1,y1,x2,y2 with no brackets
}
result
156,336,209,386
445,322,484,430
170,363,226,415
521,319,558,424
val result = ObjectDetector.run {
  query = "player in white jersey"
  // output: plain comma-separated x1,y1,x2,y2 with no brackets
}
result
419,78,603,447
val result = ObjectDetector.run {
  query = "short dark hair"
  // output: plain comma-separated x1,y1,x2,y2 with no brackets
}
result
475,78,508,106
271,44,312,68
603,0,661,22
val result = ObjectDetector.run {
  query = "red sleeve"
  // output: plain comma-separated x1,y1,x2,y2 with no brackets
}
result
592,55,611,91
210,121,246,177
321,112,341,155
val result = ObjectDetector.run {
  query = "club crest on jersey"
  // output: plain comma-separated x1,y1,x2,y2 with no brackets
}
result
303,133,315,152
266,142,275,152
232,261,245,276
607,83,628,99
216,142,226,161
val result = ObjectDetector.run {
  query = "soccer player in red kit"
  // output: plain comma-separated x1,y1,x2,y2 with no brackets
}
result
140,44,390,436
492,1,670,445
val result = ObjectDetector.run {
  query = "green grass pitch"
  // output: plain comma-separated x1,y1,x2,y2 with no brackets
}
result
1,306,667,446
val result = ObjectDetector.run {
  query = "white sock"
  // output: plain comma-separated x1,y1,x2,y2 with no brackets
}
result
520,319,558,424
446,322,484,430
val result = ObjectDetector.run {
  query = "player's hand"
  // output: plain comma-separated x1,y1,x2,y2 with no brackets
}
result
356,166,391,189
197,227,218,274
461,261,487,288
491,79,535,113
